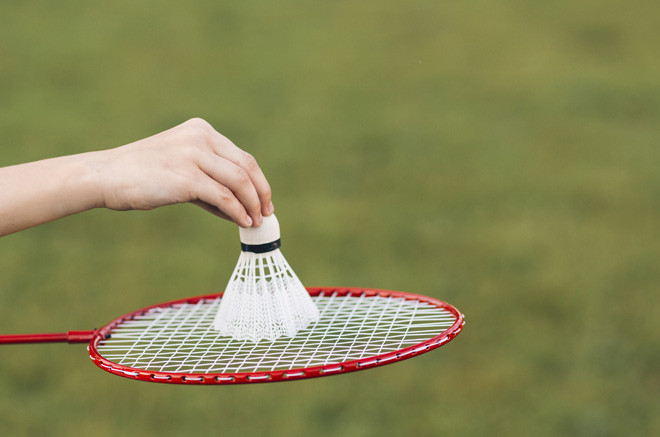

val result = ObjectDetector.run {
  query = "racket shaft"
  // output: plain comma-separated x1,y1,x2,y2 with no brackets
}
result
0,330,94,344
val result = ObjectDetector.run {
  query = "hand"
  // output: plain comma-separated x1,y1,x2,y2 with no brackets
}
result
90,118,273,227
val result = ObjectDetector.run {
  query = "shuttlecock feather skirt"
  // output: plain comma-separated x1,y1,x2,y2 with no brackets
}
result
213,249,320,342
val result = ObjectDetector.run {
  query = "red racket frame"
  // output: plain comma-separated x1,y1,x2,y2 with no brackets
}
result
0,287,465,384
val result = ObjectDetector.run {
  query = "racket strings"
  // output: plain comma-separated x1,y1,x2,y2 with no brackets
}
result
96,291,457,374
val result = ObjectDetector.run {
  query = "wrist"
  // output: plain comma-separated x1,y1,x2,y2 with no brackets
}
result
70,151,109,210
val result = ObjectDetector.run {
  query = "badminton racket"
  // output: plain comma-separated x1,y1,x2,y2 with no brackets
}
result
0,287,465,384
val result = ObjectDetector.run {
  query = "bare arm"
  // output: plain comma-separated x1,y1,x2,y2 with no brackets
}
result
0,118,273,237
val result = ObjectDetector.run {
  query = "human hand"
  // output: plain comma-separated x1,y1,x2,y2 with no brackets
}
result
89,118,273,227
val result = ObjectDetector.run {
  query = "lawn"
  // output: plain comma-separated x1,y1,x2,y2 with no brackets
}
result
0,1,658,435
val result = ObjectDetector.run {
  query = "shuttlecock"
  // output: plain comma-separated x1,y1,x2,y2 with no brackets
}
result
213,214,320,342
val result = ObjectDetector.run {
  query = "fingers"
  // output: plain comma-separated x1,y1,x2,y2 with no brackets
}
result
197,153,264,226
192,178,253,228
204,127,273,217
175,118,274,226
190,200,232,221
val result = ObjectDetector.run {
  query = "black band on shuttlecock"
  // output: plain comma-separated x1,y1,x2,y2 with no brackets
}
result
241,239,281,254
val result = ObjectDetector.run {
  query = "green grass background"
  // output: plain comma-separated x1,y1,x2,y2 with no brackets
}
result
1,1,658,435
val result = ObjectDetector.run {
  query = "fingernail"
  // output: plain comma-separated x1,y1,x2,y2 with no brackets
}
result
245,215,253,227
255,215,263,226
266,201,274,215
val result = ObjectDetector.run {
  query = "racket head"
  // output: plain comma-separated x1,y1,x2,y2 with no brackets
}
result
88,287,465,384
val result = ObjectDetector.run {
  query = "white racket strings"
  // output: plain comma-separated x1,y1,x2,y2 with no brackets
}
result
96,291,458,374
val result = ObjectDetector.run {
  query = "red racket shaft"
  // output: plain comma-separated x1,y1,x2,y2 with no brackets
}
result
0,330,94,344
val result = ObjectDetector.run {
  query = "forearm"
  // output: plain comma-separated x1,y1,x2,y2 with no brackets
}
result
0,153,102,236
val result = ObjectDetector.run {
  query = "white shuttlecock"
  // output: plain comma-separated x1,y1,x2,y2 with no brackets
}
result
213,214,320,342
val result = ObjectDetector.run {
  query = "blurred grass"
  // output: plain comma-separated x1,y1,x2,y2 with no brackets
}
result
0,0,659,435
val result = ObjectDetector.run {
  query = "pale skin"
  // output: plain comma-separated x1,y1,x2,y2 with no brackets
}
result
0,118,274,237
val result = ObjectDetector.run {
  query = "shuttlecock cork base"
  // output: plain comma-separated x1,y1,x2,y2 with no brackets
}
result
213,214,320,342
